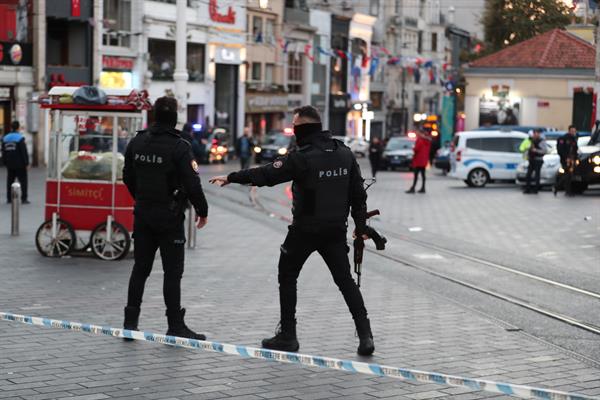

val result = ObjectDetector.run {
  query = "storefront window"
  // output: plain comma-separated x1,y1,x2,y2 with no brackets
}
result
288,53,303,94
149,39,175,80
103,0,131,47
187,43,205,82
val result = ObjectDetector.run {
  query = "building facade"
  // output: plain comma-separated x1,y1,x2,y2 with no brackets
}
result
244,0,287,137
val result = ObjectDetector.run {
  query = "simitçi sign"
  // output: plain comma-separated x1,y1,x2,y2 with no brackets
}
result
102,56,135,71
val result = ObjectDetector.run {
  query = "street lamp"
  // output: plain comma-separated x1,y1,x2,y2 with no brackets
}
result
259,0,269,9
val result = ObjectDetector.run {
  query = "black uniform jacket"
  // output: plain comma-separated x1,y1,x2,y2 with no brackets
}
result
227,131,367,233
123,124,209,218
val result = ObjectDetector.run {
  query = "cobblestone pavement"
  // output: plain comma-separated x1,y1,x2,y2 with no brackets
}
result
0,166,599,399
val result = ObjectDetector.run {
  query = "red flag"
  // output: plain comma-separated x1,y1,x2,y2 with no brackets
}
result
361,54,370,69
71,0,81,17
336,50,347,60
304,44,314,62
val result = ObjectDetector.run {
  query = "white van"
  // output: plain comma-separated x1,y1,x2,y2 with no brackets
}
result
449,130,528,187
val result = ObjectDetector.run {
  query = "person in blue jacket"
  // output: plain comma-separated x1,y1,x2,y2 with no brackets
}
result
1,121,29,204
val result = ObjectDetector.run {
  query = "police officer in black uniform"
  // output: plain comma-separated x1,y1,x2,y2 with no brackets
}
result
555,125,579,196
210,105,374,356
122,96,209,339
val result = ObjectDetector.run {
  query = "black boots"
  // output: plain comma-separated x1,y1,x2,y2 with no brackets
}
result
123,306,140,341
166,308,206,340
405,187,415,194
418,187,426,193
355,318,375,356
262,320,300,352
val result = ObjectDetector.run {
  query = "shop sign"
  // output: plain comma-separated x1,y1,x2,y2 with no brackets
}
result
215,47,241,64
102,56,135,71
246,94,288,113
331,94,350,111
537,101,550,108
0,42,33,66
72,0,81,17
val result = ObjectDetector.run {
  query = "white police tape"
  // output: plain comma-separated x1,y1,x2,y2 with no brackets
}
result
1,312,596,400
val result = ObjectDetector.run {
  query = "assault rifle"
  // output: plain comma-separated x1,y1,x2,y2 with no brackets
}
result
353,209,387,288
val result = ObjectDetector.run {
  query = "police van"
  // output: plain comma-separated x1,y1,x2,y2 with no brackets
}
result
449,130,528,187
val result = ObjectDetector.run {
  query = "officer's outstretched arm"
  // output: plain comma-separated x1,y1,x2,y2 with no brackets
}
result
175,141,209,217
226,153,304,187
122,141,136,198
349,158,368,234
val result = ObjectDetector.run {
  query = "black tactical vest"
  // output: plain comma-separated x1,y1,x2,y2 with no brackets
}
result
131,129,180,206
292,139,354,229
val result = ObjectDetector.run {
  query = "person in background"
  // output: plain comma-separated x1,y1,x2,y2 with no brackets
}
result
523,129,548,194
236,127,255,170
181,123,204,162
2,121,29,204
406,130,431,194
368,137,384,178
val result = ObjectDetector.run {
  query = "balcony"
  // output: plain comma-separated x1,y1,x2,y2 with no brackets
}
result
284,7,309,25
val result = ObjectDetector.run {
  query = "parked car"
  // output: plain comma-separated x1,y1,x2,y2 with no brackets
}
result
381,136,416,170
201,128,230,164
254,131,296,163
349,137,369,157
332,135,352,147
474,125,556,134
434,144,451,173
449,130,527,187
515,136,590,187
556,141,600,194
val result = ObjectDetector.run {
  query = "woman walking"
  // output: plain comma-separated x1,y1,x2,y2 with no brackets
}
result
406,131,431,194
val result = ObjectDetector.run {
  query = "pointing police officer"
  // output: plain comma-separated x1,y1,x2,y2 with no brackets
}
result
210,105,375,356
122,96,209,340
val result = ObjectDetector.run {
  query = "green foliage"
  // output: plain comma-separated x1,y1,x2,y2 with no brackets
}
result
482,0,573,52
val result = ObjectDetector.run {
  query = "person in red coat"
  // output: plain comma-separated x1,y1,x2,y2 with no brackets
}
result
406,131,432,193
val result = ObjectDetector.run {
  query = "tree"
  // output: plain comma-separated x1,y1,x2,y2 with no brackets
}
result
482,0,574,52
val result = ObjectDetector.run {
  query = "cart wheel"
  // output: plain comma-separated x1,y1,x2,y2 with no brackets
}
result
90,221,131,261
35,219,76,257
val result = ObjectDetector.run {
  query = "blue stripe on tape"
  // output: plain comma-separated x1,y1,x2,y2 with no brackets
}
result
237,346,250,358
1,312,597,400
531,389,551,400
340,360,357,372
369,364,385,376
400,369,416,381
463,379,482,390
497,383,514,395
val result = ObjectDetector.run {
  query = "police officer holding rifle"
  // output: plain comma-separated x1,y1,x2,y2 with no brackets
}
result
210,105,375,355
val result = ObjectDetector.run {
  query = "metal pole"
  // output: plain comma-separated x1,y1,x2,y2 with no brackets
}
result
401,67,407,134
11,182,21,236
595,8,600,124
174,0,189,125
187,207,196,249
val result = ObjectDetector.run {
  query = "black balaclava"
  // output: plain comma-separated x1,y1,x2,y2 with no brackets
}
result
294,122,322,145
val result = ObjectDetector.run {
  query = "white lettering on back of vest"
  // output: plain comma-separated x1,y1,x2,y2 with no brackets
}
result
134,153,163,164
318,168,348,179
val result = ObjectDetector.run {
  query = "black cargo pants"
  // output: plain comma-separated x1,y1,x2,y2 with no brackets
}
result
126,206,186,311
277,225,368,325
